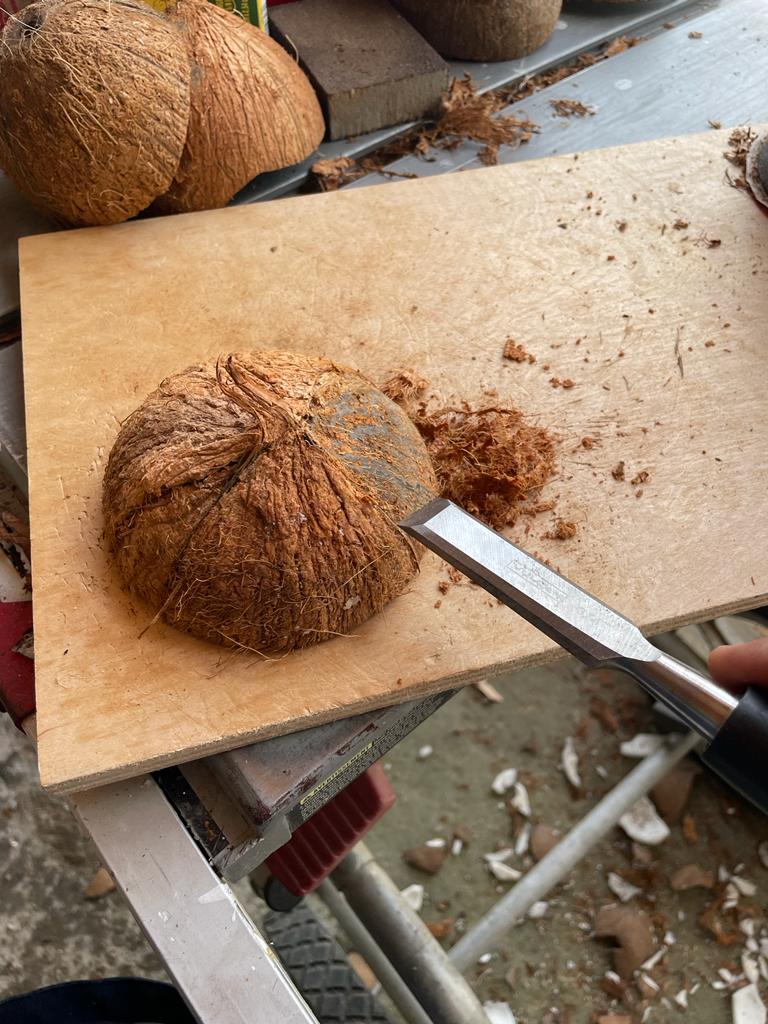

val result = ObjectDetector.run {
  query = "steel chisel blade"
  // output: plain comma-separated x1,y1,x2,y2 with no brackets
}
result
400,497,656,666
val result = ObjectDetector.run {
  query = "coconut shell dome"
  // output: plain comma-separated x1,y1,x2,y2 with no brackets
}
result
0,0,192,226
103,350,438,653
392,0,562,61
153,0,325,214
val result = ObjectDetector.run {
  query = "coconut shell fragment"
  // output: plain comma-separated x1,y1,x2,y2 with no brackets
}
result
103,350,437,653
0,0,191,226
154,0,325,213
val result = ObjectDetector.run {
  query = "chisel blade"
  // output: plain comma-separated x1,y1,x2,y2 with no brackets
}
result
400,497,656,666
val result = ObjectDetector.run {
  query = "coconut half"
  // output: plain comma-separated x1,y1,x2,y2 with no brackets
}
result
0,0,191,226
103,350,437,653
154,0,325,214
392,0,562,61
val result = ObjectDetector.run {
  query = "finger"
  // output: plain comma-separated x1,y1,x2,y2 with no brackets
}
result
708,637,768,690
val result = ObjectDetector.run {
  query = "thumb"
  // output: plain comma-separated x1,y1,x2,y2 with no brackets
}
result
708,636,768,690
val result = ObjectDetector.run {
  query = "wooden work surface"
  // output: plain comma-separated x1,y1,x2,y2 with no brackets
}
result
21,128,768,792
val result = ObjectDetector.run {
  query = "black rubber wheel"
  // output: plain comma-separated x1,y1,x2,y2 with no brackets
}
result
263,904,392,1024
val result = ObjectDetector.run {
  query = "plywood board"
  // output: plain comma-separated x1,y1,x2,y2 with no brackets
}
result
21,128,768,793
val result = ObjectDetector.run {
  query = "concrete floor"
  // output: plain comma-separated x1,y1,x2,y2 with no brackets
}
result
2,637,766,1023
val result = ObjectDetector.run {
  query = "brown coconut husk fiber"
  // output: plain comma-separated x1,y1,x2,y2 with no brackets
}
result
392,0,562,62
153,0,324,213
0,0,192,226
412,405,557,530
103,351,438,654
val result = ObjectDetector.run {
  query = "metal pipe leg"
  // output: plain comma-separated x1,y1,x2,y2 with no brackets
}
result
315,880,434,1024
331,843,488,1024
450,732,700,971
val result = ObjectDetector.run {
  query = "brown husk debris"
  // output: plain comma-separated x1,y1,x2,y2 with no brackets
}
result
383,371,559,531
413,404,557,529
311,34,647,193
724,126,757,191
549,98,594,118
103,351,437,653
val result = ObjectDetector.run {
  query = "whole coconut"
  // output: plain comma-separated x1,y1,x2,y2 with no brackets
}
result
153,0,325,214
0,0,192,226
103,351,438,653
392,0,561,61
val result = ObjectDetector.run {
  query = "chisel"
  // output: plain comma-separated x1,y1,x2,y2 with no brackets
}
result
401,497,768,816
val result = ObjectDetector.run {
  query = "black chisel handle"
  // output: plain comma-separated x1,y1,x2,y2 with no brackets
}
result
703,687,768,816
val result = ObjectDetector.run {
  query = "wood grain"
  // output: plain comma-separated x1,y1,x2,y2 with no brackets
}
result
20,128,768,793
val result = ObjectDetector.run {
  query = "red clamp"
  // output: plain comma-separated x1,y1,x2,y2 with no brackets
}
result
0,599,35,727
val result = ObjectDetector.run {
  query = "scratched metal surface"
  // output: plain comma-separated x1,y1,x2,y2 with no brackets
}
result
351,0,766,187
232,0,711,203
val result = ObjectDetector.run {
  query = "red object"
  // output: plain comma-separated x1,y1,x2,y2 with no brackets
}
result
0,600,35,727
267,762,395,895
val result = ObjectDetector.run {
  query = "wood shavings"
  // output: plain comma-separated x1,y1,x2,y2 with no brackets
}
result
503,338,537,364
670,864,714,891
612,461,626,481
411,403,558,531
731,876,757,898
618,796,671,845
549,98,594,118
400,883,425,911
488,860,523,882
674,989,689,1009
545,518,578,541
508,781,531,817
403,844,446,874
514,822,531,857
474,679,504,702
594,905,655,979
531,824,559,861
732,983,767,1024
84,867,116,900
742,953,760,985
491,768,518,795
561,736,582,788
483,1001,517,1024
620,733,664,758
607,872,642,903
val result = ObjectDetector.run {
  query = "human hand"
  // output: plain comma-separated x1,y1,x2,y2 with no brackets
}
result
708,636,768,690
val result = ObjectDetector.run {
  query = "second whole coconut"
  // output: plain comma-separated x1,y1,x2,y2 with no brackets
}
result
103,350,438,653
